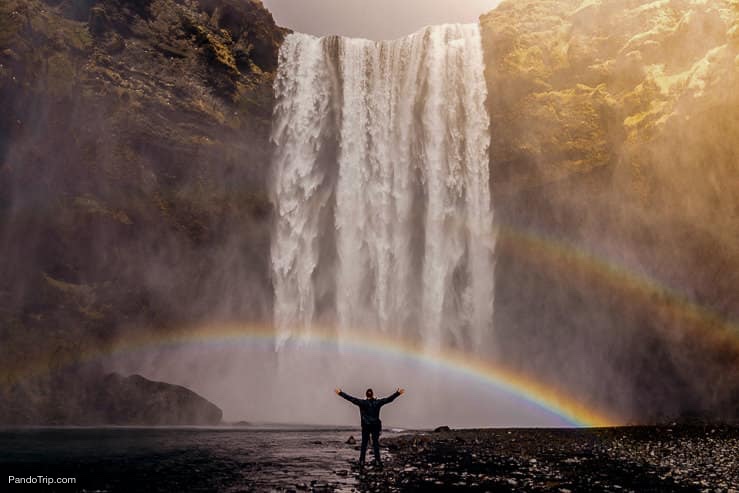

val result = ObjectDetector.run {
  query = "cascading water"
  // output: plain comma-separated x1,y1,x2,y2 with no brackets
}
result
271,24,495,353
110,25,575,427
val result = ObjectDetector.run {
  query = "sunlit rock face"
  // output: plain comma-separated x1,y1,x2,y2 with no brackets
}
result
481,0,739,422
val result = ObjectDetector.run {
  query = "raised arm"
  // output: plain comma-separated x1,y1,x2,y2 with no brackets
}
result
378,388,405,405
335,388,363,406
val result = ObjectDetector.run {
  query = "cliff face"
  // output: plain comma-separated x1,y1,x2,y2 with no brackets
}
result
0,0,284,423
2,0,737,425
482,0,739,421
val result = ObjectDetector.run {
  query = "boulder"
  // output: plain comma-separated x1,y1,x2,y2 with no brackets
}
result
94,373,223,425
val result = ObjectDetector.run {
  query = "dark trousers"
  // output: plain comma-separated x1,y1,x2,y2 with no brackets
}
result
360,424,381,465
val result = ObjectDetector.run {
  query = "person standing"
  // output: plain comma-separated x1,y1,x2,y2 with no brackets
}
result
335,387,405,468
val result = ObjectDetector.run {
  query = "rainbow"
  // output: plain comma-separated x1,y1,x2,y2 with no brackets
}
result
3,324,620,428
497,226,739,351
7,223,733,428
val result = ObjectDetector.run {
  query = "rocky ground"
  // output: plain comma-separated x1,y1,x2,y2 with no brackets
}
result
353,427,739,493
1,426,736,492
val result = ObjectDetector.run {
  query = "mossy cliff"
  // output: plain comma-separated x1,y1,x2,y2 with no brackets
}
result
0,0,285,424
481,0,738,422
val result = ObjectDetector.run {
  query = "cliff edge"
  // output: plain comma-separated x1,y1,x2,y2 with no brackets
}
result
482,0,739,422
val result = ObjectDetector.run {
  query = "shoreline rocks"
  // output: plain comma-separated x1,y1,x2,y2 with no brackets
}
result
356,427,739,492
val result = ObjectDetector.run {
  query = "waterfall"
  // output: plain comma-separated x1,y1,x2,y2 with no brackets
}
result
271,24,495,352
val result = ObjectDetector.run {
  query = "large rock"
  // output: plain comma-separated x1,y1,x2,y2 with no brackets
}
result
0,372,223,425
481,0,739,422
96,373,223,425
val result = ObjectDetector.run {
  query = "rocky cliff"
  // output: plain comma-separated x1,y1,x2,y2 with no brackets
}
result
0,0,284,423
481,0,739,421
1,0,737,425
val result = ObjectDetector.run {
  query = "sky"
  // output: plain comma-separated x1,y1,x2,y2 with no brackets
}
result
261,0,503,40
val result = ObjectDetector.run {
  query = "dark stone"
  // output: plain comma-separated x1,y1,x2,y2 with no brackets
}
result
433,426,451,433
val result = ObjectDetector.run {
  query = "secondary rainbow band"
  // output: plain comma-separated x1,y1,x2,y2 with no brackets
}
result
498,226,739,349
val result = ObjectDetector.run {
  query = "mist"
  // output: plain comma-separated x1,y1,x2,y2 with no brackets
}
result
105,338,571,427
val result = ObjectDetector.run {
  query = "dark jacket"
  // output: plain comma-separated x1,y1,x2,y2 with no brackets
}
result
339,391,401,428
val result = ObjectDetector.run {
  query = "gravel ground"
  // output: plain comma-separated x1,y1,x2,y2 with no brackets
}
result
353,426,738,493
